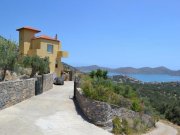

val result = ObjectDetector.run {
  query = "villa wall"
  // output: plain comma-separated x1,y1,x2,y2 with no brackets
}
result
0,78,35,110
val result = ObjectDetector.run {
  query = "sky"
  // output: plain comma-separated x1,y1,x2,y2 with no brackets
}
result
0,0,180,70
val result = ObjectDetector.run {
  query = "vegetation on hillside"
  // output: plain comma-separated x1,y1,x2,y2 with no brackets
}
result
89,69,108,79
80,70,143,112
0,37,18,81
112,117,132,135
127,82,180,125
111,75,180,125
80,69,157,134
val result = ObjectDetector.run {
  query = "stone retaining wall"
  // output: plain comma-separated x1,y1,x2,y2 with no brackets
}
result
42,73,53,92
76,88,155,130
76,88,112,126
35,73,53,95
0,78,35,109
0,73,54,110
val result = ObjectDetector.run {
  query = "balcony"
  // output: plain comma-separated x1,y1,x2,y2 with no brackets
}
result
57,51,68,58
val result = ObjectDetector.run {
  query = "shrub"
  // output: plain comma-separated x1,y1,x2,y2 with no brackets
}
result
131,100,142,112
96,69,103,78
112,117,132,135
22,55,50,77
122,119,131,135
0,38,18,81
165,103,180,125
102,70,108,79
89,70,96,78
133,118,149,133
112,117,122,134
81,76,141,108
80,76,154,134
81,76,121,105
133,118,141,132
39,57,50,75
123,85,137,99
89,69,108,79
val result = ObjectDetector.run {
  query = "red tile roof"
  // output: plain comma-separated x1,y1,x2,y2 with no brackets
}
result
32,35,60,42
16,26,41,33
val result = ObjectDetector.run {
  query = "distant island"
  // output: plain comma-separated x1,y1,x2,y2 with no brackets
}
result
76,65,180,76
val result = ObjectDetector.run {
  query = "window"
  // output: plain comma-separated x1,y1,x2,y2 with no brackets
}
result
47,44,53,53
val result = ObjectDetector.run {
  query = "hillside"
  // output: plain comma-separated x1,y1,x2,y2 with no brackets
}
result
76,65,111,72
0,35,8,41
129,82,180,125
62,62,79,72
76,65,180,76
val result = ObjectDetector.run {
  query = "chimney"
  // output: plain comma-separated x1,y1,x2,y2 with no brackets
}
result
55,34,58,40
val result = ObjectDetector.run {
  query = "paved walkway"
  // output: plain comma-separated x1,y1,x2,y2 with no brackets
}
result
0,81,111,135
143,121,178,135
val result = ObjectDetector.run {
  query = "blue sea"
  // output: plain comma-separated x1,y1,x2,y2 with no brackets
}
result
108,72,180,82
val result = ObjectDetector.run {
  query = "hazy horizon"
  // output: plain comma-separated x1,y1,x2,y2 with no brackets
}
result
73,64,180,71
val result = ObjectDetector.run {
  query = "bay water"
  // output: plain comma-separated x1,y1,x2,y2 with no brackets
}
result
108,72,180,82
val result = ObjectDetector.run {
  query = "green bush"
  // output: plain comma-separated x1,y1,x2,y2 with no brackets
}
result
112,117,132,135
112,117,123,134
123,85,137,99
131,100,142,112
81,77,122,105
0,38,18,81
22,55,50,77
39,57,50,75
133,118,150,133
89,69,108,79
129,82,180,125
80,75,142,109
122,119,131,135
165,103,180,125
89,70,96,78
80,76,153,134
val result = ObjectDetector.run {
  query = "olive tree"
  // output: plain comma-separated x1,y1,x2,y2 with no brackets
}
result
0,38,18,81
89,69,108,79
22,55,50,77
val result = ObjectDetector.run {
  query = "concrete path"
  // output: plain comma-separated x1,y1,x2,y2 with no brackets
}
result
143,121,178,135
0,81,111,135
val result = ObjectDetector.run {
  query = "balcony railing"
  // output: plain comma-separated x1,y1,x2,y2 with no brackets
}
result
57,51,68,58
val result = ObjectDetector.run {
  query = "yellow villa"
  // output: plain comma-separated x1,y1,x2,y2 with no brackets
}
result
17,26,68,77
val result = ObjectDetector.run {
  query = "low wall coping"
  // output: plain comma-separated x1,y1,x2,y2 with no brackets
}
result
0,78,35,85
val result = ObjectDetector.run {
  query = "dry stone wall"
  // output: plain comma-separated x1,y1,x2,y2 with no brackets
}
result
76,88,155,131
76,88,112,126
0,73,53,110
35,73,53,95
0,78,35,109
42,73,53,92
